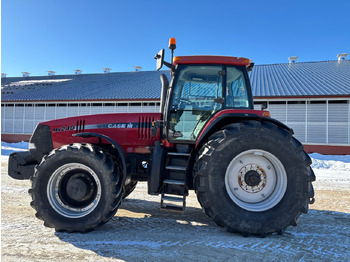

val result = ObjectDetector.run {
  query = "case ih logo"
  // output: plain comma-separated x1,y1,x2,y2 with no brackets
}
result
107,123,136,129
108,123,126,128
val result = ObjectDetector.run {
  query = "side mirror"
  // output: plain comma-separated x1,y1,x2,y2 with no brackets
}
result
261,102,268,110
154,49,165,71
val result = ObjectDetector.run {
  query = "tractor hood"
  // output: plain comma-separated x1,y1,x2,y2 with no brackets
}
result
30,112,161,157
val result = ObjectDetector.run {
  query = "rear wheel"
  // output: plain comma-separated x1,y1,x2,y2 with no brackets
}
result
194,121,315,236
29,143,123,232
225,149,287,212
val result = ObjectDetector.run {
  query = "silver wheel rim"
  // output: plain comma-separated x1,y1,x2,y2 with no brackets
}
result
47,163,101,218
225,149,287,212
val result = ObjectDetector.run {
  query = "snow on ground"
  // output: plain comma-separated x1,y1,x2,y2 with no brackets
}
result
1,142,350,261
1,141,29,156
310,153,350,171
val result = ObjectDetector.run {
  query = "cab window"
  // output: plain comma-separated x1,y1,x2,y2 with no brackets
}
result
225,67,250,109
168,65,251,141
169,65,223,141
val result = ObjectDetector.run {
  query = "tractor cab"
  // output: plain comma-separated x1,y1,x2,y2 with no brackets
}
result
155,39,255,143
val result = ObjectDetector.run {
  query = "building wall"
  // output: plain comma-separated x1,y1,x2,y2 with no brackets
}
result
1,101,160,135
254,98,350,146
2,98,350,154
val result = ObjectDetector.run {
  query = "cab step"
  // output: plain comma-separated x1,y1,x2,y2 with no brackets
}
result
160,193,186,213
162,195,184,202
167,152,191,157
166,165,186,171
160,149,190,213
160,205,184,213
163,179,185,185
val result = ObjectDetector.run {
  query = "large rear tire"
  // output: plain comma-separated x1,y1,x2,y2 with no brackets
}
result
194,121,315,236
29,143,123,232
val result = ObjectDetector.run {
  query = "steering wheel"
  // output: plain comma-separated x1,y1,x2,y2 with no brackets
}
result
178,98,193,109
180,98,192,104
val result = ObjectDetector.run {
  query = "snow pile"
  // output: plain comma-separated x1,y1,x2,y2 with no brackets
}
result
310,153,350,171
1,141,29,156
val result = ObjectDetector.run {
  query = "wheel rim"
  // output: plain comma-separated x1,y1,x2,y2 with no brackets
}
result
47,163,101,218
225,149,287,212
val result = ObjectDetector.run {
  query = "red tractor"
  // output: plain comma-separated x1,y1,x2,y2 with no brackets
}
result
9,38,315,237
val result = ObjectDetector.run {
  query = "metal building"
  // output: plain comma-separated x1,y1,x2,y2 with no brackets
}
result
1,58,350,154
250,57,350,154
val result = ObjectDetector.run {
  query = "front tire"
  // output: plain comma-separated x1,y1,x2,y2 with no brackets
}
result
29,143,123,232
123,181,138,199
194,121,315,236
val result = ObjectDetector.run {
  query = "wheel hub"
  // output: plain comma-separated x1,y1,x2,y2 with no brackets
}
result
244,170,261,187
238,164,267,193
66,174,90,201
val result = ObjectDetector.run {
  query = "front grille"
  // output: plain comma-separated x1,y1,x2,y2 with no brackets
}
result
138,116,154,139
29,124,53,162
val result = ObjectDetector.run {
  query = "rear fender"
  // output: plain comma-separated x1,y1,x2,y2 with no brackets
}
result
73,132,129,184
195,114,294,149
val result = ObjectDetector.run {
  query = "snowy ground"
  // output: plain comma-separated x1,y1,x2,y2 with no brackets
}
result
1,142,350,261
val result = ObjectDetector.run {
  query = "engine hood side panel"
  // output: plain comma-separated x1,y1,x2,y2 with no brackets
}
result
39,113,162,153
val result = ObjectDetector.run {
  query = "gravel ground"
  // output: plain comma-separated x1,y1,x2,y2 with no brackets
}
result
1,156,350,261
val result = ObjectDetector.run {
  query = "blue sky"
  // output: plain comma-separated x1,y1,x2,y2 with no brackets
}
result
2,0,349,77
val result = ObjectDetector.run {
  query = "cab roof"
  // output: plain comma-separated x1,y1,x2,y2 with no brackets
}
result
173,55,251,67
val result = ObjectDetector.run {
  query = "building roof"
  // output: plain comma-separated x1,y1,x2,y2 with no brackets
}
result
1,71,167,102
249,60,350,97
1,60,349,102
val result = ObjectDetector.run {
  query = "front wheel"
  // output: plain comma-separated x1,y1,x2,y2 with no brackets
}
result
194,121,315,236
29,143,123,232
123,181,138,199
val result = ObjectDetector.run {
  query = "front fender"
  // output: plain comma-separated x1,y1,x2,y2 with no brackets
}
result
73,132,128,184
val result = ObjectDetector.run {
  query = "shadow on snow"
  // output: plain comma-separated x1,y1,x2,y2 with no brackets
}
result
55,198,350,261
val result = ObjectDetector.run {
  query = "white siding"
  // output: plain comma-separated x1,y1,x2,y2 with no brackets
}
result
3,105,14,133
1,101,160,135
268,102,287,123
46,105,56,120
79,104,91,116
142,103,157,112
328,101,349,144
117,104,128,113
307,102,327,143
103,103,116,114
24,105,35,133
91,104,103,114
67,104,79,117
287,102,306,143
128,104,142,113
56,104,68,119
254,98,350,145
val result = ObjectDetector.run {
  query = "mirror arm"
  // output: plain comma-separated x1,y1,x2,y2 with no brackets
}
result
163,61,175,70
247,62,255,72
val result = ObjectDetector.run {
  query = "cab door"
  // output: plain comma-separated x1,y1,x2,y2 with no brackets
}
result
166,65,224,142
